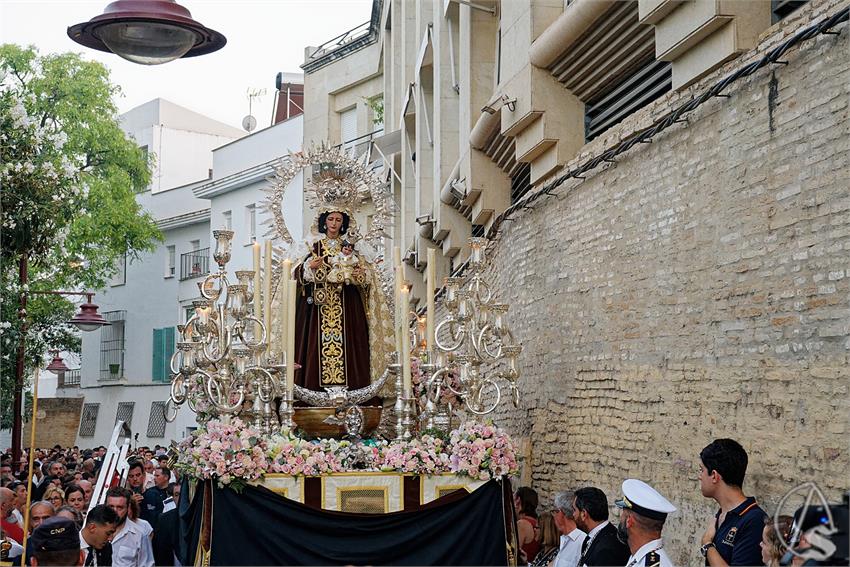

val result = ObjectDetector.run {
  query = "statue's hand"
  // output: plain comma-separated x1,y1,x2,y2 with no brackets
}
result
308,257,323,270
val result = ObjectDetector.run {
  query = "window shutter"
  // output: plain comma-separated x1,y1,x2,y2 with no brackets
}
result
340,107,357,146
163,326,175,381
152,328,164,382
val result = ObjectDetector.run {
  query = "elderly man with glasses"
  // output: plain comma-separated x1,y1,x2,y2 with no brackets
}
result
551,491,587,567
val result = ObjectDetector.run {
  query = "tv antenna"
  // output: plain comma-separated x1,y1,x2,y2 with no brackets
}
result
242,87,266,132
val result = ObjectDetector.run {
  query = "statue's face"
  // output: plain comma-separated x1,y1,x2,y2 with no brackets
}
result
325,212,344,237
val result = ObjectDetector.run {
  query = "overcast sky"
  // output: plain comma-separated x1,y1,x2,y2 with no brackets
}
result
1,0,372,129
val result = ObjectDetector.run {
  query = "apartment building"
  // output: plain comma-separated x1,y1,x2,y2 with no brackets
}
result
302,0,849,562
73,96,304,448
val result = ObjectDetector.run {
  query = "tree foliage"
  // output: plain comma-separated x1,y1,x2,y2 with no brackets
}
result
0,44,162,427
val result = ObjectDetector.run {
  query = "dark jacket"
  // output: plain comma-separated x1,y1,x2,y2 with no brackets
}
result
141,486,168,525
152,508,178,566
581,522,630,567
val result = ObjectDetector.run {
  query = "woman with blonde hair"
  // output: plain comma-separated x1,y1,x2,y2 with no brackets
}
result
530,511,561,567
761,515,793,567
42,485,65,510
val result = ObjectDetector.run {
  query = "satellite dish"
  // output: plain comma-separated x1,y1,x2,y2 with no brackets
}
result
242,115,257,132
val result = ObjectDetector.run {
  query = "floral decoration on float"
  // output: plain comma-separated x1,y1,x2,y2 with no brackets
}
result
174,418,519,491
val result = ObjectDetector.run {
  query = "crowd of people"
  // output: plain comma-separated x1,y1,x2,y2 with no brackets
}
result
515,439,823,567
0,438,838,567
0,444,181,567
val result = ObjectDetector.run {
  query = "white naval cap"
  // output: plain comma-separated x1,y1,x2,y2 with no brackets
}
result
615,479,676,521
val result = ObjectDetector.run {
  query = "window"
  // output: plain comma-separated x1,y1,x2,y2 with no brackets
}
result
100,311,125,380
152,327,176,383
147,401,168,438
510,163,532,204
340,107,357,148
78,403,99,437
115,402,135,427
185,305,195,324
222,210,232,230
245,204,257,242
166,245,176,278
110,254,126,286
190,239,200,251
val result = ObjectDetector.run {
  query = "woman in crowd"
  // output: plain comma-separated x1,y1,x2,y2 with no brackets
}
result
761,515,793,567
515,486,541,563
530,512,560,567
42,486,65,511
64,485,86,516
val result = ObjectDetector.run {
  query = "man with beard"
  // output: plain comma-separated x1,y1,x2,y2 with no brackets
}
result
80,504,119,567
573,487,630,567
125,462,145,511
614,480,676,567
105,487,151,567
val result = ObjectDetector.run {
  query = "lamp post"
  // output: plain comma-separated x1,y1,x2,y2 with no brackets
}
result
67,0,226,65
11,287,110,469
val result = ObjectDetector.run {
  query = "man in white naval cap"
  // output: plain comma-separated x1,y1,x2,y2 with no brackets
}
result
614,479,677,567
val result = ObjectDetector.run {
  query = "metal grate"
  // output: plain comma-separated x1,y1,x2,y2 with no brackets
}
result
772,0,810,22
180,247,210,280
78,403,99,437
585,57,671,142
339,488,386,513
60,369,80,387
510,163,532,204
471,224,485,238
147,402,167,438
100,311,126,380
115,401,135,427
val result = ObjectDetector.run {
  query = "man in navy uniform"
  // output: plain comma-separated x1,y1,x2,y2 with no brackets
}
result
615,479,676,567
698,439,766,566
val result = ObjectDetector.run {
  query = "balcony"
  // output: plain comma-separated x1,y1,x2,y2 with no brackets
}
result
180,248,210,281
59,369,80,388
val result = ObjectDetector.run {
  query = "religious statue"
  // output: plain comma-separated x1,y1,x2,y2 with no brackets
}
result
264,147,396,416
294,210,381,401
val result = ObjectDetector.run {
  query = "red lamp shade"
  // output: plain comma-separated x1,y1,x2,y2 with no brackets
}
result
69,302,111,332
67,0,226,65
46,351,70,375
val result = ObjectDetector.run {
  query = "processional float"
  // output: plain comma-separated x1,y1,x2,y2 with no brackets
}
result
163,144,523,442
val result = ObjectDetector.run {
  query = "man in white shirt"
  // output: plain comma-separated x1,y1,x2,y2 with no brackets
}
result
552,490,587,567
105,487,154,567
614,479,676,567
79,504,119,567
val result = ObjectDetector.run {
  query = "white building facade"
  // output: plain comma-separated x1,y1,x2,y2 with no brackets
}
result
74,99,304,448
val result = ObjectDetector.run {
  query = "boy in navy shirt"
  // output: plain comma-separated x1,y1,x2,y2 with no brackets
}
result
698,439,766,566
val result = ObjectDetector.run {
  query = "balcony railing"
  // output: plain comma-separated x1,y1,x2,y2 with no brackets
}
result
180,248,210,281
59,369,80,387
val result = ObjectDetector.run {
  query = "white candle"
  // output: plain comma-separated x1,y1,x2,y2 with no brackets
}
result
263,240,272,339
252,241,261,337
285,279,297,393
426,248,436,349
400,284,412,396
395,266,404,364
279,258,292,358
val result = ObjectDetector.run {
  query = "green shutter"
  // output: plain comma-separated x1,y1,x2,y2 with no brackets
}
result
164,326,175,381
152,328,164,382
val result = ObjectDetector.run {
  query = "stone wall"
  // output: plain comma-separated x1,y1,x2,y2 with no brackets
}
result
23,398,84,449
483,1,849,563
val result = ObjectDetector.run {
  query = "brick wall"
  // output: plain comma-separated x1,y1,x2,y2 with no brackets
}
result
481,1,849,563
23,398,84,449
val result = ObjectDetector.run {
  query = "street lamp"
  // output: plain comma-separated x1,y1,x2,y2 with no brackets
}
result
11,290,110,468
67,0,226,65
45,351,70,375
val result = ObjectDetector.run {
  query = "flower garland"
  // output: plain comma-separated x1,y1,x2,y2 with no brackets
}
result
175,419,518,488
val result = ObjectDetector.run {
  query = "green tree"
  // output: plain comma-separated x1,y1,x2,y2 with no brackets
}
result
0,44,162,431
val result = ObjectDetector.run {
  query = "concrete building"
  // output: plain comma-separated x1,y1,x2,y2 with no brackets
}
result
72,97,304,448
302,0,849,561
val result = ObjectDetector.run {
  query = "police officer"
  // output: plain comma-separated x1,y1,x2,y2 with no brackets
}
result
614,479,676,567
